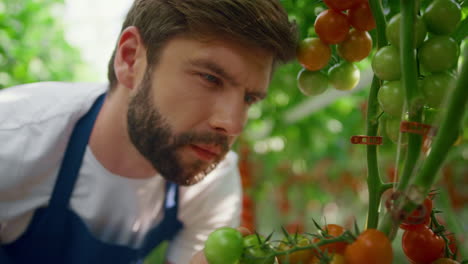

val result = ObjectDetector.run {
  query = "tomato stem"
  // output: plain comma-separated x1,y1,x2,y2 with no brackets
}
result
364,0,388,230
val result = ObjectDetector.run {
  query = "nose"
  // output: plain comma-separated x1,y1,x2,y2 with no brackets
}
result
209,93,247,136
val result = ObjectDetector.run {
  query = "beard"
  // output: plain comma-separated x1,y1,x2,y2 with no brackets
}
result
127,70,229,185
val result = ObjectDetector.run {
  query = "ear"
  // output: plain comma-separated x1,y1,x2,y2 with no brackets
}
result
114,26,146,90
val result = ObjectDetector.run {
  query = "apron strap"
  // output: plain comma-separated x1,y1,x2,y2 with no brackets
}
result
48,94,105,211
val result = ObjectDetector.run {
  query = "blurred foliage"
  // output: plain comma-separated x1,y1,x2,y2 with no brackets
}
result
0,0,82,89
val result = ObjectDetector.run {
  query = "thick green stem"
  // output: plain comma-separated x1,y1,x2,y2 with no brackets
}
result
396,0,423,192
365,77,383,229
364,0,388,230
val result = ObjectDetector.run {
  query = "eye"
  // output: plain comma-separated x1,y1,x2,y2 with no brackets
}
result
244,94,259,106
200,73,221,85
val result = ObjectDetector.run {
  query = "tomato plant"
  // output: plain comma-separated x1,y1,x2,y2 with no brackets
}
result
204,227,244,264
423,0,462,35
337,28,373,62
276,235,314,264
314,9,350,44
399,197,433,230
313,224,348,255
348,2,376,31
296,38,331,71
328,61,360,91
421,71,457,108
402,226,445,264
386,13,427,48
371,46,401,81
419,36,459,73
241,234,275,264
344,229,393,264
297,69,329,96
377,80,404,117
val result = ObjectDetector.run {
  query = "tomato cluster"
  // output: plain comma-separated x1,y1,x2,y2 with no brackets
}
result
204,224,396,264
297,0,375,96
374,0,462,145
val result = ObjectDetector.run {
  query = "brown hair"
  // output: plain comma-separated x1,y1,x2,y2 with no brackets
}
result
107,0,298,90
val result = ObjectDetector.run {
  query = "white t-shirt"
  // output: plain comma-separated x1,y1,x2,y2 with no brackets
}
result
0,82,242,264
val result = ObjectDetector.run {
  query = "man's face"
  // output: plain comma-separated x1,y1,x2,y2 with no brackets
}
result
127,36,273,185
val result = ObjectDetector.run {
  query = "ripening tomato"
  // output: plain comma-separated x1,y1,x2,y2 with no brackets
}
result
323,0,362,11
309,254,346,264
386,13,427,48
313,224,348,255
297,38,331,71
377,80,404,117
421,71,457,108
348,2,376,31
372,46,401,81
297,69,330,96
399,197,433,230
337,28,373,62
204,227,244,264
402,226,445,264
241,234,275,264
314,9,350,44
277,235,314,264
328,61,360,91
423,0,462,35
419,36,459,73
344,229,393,264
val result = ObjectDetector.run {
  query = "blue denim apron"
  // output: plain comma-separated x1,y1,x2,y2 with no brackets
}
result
3,94,183,263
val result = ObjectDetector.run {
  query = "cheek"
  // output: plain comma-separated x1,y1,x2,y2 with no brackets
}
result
153,76,214,131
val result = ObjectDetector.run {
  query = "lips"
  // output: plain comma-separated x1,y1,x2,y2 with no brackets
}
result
190,144,220,161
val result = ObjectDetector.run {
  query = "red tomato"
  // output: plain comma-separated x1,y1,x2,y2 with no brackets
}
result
296,38,331,71
313,224,348,255
402,226,445,264
314,9,350,44
344,229,393,264
348,2,376,31
399,197,433,230
323,0,361,11
337,28,373,62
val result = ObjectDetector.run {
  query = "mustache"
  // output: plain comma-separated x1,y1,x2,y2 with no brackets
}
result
173,132,229,153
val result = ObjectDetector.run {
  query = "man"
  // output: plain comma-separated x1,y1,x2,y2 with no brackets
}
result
0,0,297,263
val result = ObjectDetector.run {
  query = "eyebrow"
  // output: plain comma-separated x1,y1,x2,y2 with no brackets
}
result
187,58,240,87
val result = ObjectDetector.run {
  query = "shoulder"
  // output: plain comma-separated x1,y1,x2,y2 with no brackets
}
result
0,82,107,190
0,82,107,129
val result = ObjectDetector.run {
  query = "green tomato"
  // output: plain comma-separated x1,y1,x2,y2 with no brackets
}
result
378,80,405,117
297,69,329,96
204,227,244,264
421,71,456,108
385,116,408,145
423,0,462,35
328,61,360,91
241,234,275,264
386,13,427,48
419,36,459,72
372,46,401,81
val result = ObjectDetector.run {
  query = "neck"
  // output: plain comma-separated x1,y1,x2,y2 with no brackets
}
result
89,88,157,179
